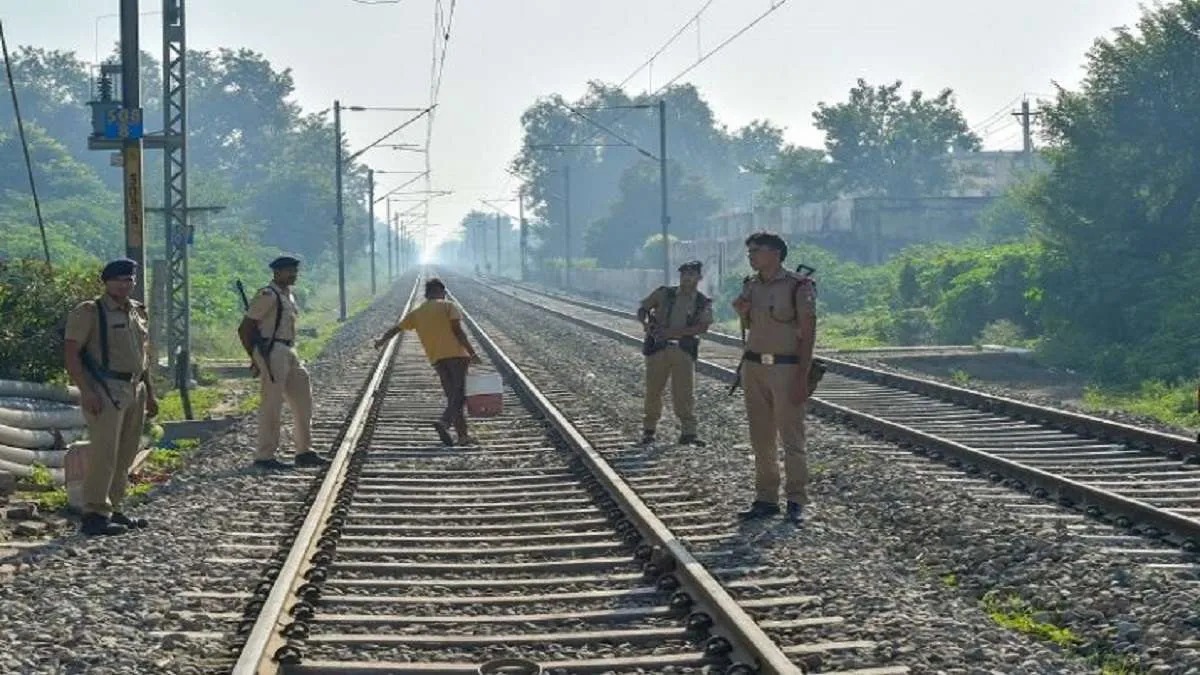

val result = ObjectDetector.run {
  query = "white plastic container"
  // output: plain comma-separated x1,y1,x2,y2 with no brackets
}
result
465,370,504,418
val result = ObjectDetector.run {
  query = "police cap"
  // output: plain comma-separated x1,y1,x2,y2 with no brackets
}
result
677,260,703,274
269,256,301,271
101,258,138,280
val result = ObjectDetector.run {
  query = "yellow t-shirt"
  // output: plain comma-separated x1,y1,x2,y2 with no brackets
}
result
399,299,470,364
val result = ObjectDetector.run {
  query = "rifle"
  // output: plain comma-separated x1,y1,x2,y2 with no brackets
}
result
236,280,274,382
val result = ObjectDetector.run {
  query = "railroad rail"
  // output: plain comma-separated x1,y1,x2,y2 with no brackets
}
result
473,277,1200,554
221,274,906,675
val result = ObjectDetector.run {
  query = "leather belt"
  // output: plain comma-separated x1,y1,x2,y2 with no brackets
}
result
663,340,680,346
743,351,799,365
273,339,294,347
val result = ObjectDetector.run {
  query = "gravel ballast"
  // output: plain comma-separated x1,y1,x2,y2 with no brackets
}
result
455,278,1200,675
0,277,415,675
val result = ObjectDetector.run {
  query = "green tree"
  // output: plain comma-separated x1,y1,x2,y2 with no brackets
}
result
584,160,722,267
1028,0,1200,382
814,79,980,198
755,145,837,205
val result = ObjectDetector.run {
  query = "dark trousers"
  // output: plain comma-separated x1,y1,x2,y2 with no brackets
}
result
433,357,470,436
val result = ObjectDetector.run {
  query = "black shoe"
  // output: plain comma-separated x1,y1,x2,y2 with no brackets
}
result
640,430,655,445
678,435,706,447
786,501,805,523
294,452,331,468
737,501,780,520
80,513,126,536
432,422,454,446
110,512,148,529
253,458,294,470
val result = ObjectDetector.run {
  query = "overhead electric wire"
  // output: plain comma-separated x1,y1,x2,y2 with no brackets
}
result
0,19,50,268
617,0,719,89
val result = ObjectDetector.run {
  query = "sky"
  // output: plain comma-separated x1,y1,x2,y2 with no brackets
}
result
3,0,1148,252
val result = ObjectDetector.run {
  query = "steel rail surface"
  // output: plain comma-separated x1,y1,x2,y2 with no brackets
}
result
232,275,424,675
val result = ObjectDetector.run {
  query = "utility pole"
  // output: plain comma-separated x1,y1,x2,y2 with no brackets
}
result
333,99,346,321
367,168,376,295
518,189,527,282
1012,99,1041,165
385,198,393,281
563,164,571,289
658,98,670,286
495,211,502,278
398,216,405,273
120,0,145,302
161,0,190,375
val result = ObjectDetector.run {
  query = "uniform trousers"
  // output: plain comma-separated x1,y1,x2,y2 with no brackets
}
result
643,345,696,435
742,361,808,504
81,379,146,517
254,344,312,461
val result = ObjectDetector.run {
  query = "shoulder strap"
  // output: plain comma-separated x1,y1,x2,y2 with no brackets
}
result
663,287,678,322
268,287,283,342
94,297,110,369
685,292,707,326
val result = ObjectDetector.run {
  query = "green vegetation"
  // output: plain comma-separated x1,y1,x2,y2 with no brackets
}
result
981,592,1078,648
1082,382,1200,429
0,44,400,385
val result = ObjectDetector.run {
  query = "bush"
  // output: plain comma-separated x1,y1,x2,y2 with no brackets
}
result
977,319,1026,347
0,258,101,382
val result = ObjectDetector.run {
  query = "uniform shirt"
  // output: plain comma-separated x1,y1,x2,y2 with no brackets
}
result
739,269,816,355
64,294,149,377
398,299,470,364
639,286,714,331
245,283,299,341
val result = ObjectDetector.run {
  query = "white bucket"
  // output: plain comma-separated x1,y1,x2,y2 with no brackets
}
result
465,370,504,418
64,440,92,509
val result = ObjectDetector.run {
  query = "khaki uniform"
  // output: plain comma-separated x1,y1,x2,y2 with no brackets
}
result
64,295,149,517
738,269,816,504
245,283,312,461
639,286,713,435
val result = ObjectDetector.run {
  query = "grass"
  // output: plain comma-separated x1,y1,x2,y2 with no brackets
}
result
949,369,972,386
816,313,887,350
981,592,1079,648
1082,380,1200,430
156,385,225,421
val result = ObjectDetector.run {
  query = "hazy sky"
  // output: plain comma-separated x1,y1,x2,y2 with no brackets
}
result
5,0,1147,250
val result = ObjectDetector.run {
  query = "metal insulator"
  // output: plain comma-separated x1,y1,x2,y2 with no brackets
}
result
96,74,113,101
912,446,928,456
1165,448,1182,460
964,464,980,474
236,619,257,636
304,567,328,583
1182,540,1198,553
928,451,943,461
317,536,339,550
242,600,264,617
271,550,289,563
669,591,693,615
989,473,1003,483
261,565,282,580
274,643,304,664
724,663,757,675
1115,516,1132,529
1032,488,1049,499
946,457,961,468
282,622,309,639
477,657,543,675
634,544,653,561
1058,496,1073,508
1086,505,1103,517
656,575,680,591
1184,454,1200,466
1141,527,1162,539
255,580,275,595
312,551,334,566
642,562,661,580
685,611,714,636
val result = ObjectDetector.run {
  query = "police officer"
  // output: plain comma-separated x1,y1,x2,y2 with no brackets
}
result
637,260,713,446
731,232,816,523
237,256,330,470
63,258,158,536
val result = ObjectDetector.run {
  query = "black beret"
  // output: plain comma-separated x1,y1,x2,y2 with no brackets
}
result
677,260,703,273
269,256,301,270
101,258,138,280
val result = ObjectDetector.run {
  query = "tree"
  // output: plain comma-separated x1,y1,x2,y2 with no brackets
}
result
755,145,837,205
584,160,722,267
814,79,980,198
1027,0,1200,382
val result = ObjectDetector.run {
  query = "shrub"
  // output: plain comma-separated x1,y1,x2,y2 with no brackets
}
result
0,258,101,382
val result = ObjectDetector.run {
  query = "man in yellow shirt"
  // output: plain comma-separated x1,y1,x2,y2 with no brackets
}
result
375,278,481,445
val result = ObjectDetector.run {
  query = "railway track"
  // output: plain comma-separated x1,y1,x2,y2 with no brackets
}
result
211,275,909,675
470,277,1200,568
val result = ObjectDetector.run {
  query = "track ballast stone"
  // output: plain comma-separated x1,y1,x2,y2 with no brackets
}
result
0,278,413,675
456,279,1200,675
